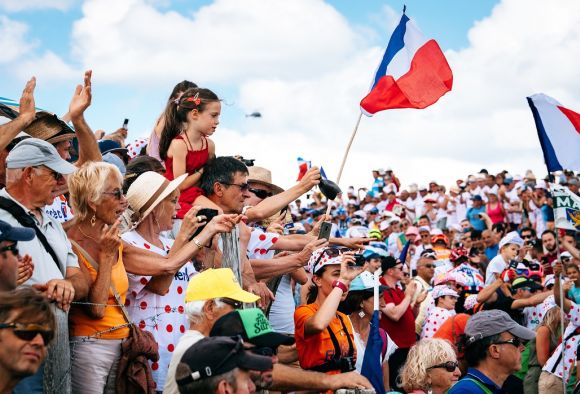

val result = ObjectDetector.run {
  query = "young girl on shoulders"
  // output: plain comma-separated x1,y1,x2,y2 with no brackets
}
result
159,87,220,220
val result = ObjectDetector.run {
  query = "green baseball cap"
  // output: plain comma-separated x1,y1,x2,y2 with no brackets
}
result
210,308,295,349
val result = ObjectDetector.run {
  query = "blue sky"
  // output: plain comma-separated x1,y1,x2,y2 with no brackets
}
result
1,0,578,189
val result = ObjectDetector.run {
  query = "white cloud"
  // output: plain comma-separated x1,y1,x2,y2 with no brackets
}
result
70,0,361,86
0,0,75,12
0,15,35,63
15,51,78,81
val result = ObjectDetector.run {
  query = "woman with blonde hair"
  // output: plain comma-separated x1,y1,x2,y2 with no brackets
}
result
66,161,239,393
525,298,562,394
400,338,461,394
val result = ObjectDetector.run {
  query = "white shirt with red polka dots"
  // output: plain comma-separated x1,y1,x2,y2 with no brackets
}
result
543,302,580,382
247,228,278,259
420,306,456,339
121,230,196,391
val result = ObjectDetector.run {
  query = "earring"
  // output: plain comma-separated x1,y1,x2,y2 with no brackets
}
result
358,310,365,318
90,214,96,227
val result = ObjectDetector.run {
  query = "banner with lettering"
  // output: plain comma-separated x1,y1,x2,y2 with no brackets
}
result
551,184,580,231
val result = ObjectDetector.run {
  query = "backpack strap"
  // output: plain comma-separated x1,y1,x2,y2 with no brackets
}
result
0,197,61,271
463,376,494,394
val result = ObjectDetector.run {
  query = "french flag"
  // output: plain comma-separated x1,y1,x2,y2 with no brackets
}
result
527,94,580,172
360,10,453,116
296,157,311,181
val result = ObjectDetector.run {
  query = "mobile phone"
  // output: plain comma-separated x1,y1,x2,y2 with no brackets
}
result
353,253,366,266
190,208,219,240
318,221,332,240
122,118,129,130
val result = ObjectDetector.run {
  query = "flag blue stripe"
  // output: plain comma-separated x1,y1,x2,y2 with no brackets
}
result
361,310,386,394
371,14,409,89
527,96,563,172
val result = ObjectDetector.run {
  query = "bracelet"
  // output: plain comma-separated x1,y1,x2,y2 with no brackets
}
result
332,280,348,294
192,238,204,250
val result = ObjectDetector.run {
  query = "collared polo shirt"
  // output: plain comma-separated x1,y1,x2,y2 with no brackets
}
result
0,188,79,285
447,367,502,393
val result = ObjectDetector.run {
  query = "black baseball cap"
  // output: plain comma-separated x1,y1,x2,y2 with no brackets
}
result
210,308,295,349
381,256,398,271
176,336,272,386
0,220,35,243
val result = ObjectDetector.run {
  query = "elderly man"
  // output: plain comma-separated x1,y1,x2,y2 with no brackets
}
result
0,287,56,394
0,220,35,291
1,138,88,393
447,310,535,393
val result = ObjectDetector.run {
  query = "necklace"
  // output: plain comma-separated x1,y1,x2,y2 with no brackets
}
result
77,225,100,244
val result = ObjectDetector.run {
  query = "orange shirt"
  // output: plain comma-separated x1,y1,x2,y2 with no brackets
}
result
294,303,356,372
69,245,130,339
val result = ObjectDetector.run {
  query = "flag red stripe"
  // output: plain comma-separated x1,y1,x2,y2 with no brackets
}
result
558,106,580,135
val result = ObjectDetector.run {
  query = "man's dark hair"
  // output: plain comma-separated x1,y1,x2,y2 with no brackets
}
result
199,157,249,196
541,229,556,239
418,215,430,223
520,227,536,238
0,287,55,332
464,333,501,367
471,230,482,240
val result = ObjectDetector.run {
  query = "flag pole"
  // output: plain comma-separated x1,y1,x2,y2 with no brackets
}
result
325,112,363,216
548,172,568,393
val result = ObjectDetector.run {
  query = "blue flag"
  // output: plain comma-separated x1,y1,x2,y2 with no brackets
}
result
361,310,386,394
399,239,411,265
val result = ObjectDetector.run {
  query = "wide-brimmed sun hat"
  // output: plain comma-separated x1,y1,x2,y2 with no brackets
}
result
126,171,187,225
248,166,284,195
24,111,75,144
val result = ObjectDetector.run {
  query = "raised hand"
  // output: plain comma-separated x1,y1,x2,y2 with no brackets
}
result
69,70,92,120
16,254,34,285
338,251,367,285
100,218,122,258
296,238,328,265
18,77,37,125
179,206,204,240
299,167,321,190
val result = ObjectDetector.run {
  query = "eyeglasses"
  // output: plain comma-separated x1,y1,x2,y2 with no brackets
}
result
427,361,459,372
493,337,523,348
420,264,435,269
0,244,19,256
420,234,430,238
0,322,54,345
219,298,243,309
221,182,250,192
34,166,64,182
102,189,124,200
521,235,533,240
249,188,273,200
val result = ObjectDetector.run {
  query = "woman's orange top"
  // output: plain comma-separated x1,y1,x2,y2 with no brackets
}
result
69,244,130,339
294,303,356,373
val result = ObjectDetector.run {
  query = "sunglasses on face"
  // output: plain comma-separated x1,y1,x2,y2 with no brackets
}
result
249,188,273,200
34,166,64,182
493,337,523,348
427,360,459,372
221,182,250,192
0,322,54,345
420,264,435,269
522,235,533,239
219,298,243,309
0,244,19,256
102,189,124,200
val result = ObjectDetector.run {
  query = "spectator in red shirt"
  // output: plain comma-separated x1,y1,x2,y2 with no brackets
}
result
380,256,427,391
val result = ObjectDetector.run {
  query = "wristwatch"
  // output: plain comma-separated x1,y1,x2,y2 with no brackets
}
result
332,280,348,293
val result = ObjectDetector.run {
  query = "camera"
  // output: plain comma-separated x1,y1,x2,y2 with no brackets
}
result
338,356,355,372
236,156,255,167
353,253,366,266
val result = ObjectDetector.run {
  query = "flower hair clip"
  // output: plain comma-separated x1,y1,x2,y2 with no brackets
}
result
184,93,201,106
173,98,179,105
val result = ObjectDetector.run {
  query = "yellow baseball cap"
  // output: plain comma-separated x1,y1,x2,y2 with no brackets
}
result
185,268,260,303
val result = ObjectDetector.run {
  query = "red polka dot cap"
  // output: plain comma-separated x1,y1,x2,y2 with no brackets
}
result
307,247,343,274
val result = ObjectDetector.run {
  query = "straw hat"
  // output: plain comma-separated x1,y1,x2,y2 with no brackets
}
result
247,166,284,195
24,111,75,144
126,171,187,225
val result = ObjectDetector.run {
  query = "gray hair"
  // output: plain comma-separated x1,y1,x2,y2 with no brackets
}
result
184,298,226,325
4,168,25,185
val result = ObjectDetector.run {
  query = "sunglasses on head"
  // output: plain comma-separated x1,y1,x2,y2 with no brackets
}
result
0,322,54,345
427,360,459,372
102,189,124,200
249,188,273,200
0,244,19,256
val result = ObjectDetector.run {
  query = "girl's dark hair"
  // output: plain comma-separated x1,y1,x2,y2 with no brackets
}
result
159,87,220,161
123,155,165,193
338,290,374,315
306,266,327,304
169,80,197,101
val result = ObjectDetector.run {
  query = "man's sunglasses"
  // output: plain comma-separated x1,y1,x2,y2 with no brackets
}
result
219,298,243,309
221,182,250,192
34,166,64,182
102,189,124,200
0,244,19,256
420,264,435,269
493,337,523,348
249,188,273,200
0,322,54,345
427,360,459,373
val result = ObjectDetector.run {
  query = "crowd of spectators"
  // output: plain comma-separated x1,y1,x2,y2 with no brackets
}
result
0,73,579,394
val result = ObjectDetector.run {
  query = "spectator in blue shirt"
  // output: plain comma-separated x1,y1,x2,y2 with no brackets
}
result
466,195,487,231
482,230,499,262
447,309,535,394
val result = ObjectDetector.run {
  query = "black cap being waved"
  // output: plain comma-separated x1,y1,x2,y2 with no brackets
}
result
176,336,273,387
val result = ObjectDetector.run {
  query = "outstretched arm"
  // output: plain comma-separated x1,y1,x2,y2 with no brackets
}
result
0,77,36,151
